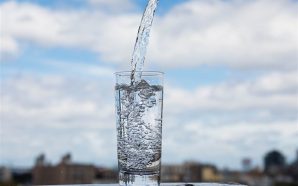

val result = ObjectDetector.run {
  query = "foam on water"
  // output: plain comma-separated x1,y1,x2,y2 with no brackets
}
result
115,81,163,173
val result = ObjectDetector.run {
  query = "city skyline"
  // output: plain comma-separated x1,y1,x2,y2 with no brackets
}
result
1,149,297,185
2,148,298,169
1,0,298,169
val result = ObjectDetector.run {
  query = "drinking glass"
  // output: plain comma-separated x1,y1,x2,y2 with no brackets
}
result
115,71,164,186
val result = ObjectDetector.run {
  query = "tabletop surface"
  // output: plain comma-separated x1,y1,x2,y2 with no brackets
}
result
45,183,245,186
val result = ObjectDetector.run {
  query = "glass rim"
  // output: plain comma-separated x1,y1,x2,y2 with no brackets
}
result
115,71,164,76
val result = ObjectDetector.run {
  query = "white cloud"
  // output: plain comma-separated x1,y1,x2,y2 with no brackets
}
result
87,0,135,12
163,120,298,167
0,0,297,168
0,36,19,60
166,71,298,114
0,1,139,63
1,75,114,123
253,72,298,95
0,75,117,166
1,71,297,167
149,0,298,69
1,0,297,69
44,60,115,78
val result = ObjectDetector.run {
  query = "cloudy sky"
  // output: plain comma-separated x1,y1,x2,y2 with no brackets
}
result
0,0,297,169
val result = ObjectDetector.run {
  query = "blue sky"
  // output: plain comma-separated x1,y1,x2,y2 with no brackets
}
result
0,0,186,11
0,0,298,169
0,0,228,88
0,0,233,89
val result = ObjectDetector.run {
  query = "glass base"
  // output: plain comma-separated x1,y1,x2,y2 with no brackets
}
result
119,171,160,186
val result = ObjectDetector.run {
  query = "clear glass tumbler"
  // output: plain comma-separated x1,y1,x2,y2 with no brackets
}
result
115,71,164,186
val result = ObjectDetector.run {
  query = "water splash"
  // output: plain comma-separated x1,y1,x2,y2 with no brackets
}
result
130,0,159,85
115,82,163,172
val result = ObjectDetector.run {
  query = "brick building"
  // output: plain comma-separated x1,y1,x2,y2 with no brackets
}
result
32,153,95,185
161,162,220,182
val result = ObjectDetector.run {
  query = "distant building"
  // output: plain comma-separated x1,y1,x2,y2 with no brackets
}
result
94,167,118,184
0,167,32,186
242,158,252,172
11,168,32,185
183,162,203,182
0,167,12,182
286,149,298,183
221,169,243,184
201,165,221,182
161,162,220,183
240,168,271,186
35,153,46,166
32,153,95,185
264,150,286,177
161,164,184,182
